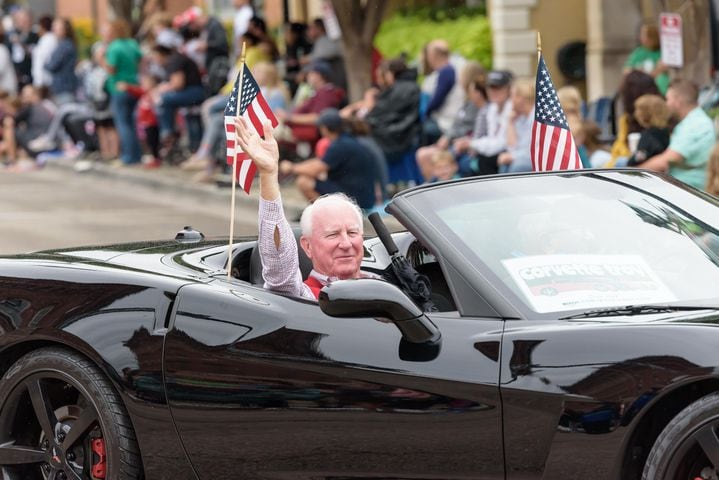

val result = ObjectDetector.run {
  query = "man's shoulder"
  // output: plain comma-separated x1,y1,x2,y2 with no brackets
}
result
330,133,363,150
323,135,365,162
676,108,714,136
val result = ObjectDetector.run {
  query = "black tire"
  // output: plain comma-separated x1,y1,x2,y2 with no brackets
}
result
643,391,719,480
0,347,142,479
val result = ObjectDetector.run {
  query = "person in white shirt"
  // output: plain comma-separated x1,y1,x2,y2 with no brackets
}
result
32,16,57,89
497,78,535,173
0,40,17,95
457,70,513,176
232,0,254,58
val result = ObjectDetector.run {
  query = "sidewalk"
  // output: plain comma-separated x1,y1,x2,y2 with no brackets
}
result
42,157,403,232
43,157,309,219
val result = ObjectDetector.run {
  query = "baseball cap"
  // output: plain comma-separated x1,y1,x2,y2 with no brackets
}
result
487,70,513,87
173,6,202,28
316,108,343,131
304,61,332,81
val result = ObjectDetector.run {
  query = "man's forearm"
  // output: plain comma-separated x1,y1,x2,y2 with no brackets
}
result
259,170,280,201
288,113,319,125
643,149,680,172
292,158,327,178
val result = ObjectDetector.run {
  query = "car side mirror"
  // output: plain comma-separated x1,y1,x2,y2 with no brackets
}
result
319,278,441,344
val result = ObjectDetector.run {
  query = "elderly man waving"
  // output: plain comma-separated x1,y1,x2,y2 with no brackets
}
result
234,117,369,299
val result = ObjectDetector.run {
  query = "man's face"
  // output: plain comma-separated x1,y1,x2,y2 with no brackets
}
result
308,24,321,41
152,51,167,65
510,90,528,114
20,86,35,104
301,202,364,279
488,85,510,104
306,71,323,89
468,84,486,107
665,88,681,115
13,11,30,31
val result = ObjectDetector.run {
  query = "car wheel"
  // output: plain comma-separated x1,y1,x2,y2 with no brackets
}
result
0,347,142,479
642,391,719,480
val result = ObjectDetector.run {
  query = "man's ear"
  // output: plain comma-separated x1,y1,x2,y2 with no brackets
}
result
299,235,312,259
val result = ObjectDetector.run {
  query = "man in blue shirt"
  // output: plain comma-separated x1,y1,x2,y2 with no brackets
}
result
642,79,715,190
279,108,379,210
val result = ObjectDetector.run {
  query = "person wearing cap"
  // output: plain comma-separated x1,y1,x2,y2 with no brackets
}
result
457,69,513,176
234,114,376,300
278,108,377,210
184,8,229,73
277,61,345,145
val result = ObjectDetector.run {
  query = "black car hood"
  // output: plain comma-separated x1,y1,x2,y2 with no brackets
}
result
32,237,256,281
37,240,189,262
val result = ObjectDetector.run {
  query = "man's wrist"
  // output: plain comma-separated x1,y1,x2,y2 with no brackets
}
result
259,167,279,177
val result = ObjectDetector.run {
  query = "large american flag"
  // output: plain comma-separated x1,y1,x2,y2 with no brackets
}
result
531,54,582,171
225,64,278,194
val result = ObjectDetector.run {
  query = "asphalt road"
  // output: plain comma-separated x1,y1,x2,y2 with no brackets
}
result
0,168,259,254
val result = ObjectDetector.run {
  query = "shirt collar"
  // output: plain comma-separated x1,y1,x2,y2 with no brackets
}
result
309,270,338,286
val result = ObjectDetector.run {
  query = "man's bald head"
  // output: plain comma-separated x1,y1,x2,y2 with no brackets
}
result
426,39,450,70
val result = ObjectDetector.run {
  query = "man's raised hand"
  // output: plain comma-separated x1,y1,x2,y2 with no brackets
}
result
234,117,279,175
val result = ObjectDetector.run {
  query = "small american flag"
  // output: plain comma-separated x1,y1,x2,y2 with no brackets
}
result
225,64,278,193
531,54,582,171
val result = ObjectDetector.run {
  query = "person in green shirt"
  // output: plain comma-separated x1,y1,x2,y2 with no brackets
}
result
624,23,669,95
100,19,142,165
642,79,715,190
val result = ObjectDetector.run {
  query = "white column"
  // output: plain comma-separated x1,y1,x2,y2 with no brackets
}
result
490,0,538,77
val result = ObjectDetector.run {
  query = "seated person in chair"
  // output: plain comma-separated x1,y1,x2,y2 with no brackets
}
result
234,116,375,299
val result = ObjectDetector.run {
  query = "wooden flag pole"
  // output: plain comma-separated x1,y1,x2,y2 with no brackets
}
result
227,42,247,280
537,31,542,64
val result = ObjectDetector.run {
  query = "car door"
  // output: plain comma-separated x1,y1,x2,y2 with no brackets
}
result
163,277,505,480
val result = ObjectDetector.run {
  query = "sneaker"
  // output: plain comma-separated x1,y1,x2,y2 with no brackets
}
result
142,158,162,169
28,135,56,152
73,159,94,172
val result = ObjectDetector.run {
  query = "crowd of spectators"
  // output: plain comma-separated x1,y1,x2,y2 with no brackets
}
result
1,7,718,210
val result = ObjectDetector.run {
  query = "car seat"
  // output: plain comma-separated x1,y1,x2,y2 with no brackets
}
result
249,226,313,286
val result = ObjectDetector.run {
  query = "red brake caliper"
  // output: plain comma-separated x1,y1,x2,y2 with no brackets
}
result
90,438,107,479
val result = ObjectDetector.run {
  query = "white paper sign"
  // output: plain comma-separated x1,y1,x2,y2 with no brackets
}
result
660,13,683,68
502,254,676,313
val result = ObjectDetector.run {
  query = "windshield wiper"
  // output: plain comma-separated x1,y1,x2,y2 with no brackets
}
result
559,304,716,320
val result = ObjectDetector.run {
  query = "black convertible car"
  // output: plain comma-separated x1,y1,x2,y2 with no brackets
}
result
2,170,719,480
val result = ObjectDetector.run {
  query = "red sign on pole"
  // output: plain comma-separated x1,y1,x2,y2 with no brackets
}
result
660,13,683,68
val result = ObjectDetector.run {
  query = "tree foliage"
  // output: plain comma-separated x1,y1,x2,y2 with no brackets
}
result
375,7,493,70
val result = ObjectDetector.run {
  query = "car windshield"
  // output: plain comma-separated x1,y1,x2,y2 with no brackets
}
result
406,171,719,315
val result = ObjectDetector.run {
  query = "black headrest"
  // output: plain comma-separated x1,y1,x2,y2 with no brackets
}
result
249,226,314,286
